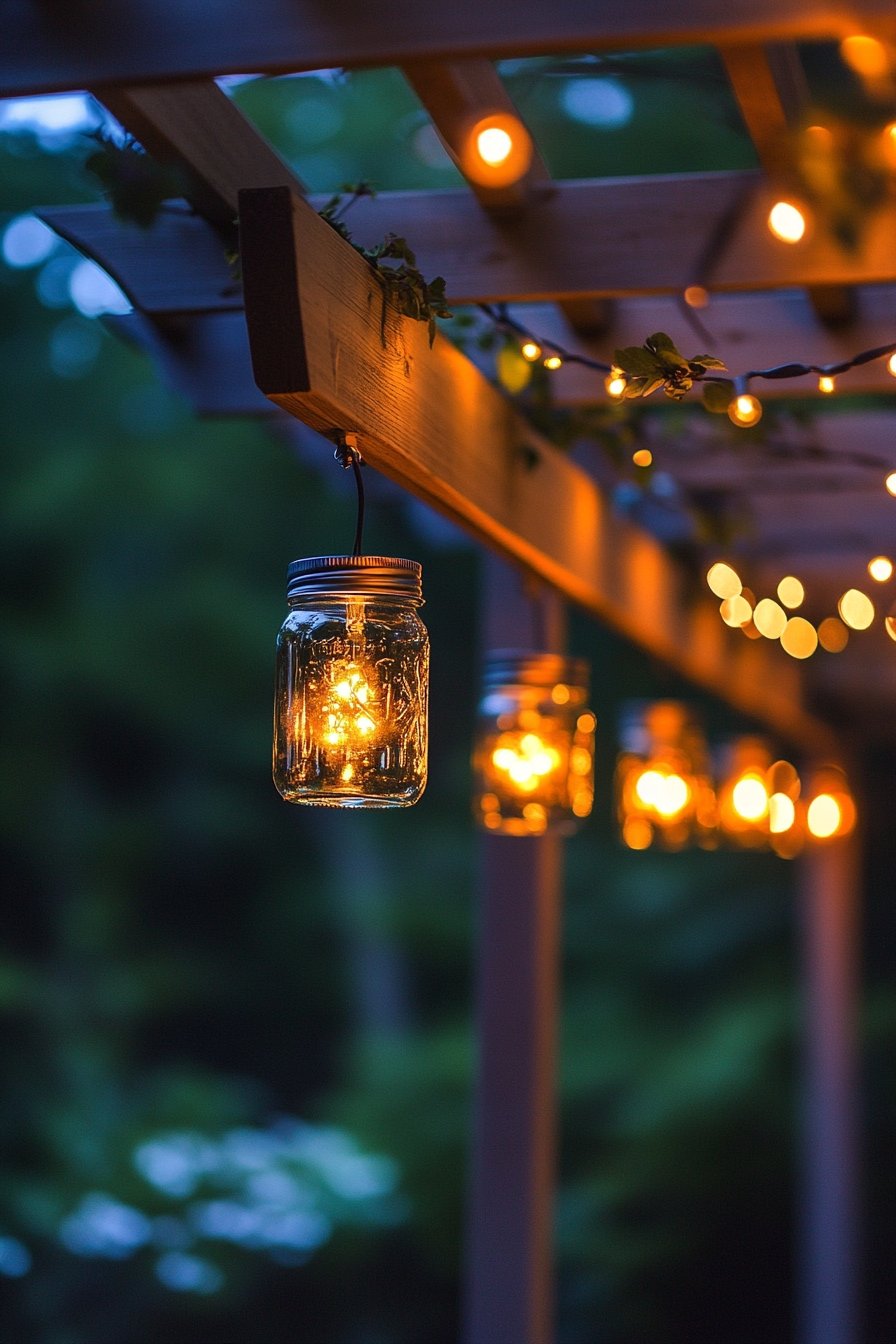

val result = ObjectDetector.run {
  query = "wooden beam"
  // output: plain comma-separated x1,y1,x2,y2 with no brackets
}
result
720,43,856,327
90,80,303,228
400,58,551,210
4,1,896,97
41,184,896,312
400,58,611,335
237,183,839,753
309,175,896,301
465,556,565,1344
797,827,860,1344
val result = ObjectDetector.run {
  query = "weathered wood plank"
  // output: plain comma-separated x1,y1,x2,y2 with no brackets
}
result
4,1,896,96
238,183,839,752
39,185,896,318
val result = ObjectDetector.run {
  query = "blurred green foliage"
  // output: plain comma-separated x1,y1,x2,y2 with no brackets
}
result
0,62,893,1344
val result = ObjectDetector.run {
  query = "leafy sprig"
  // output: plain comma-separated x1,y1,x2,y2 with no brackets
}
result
319,185,452,346
84,132,188,229
613,332,727,401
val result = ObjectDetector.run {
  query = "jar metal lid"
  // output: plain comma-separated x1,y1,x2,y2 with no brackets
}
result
481,650,590,692
287,554,423,602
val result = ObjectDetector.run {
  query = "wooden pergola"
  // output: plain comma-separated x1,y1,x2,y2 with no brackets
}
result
5,5,893,1341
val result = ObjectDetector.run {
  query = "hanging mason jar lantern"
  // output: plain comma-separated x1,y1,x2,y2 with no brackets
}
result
716,736,774,848
273,555,429,807
615,701,716,850
472,652,595,835
273,436,428,808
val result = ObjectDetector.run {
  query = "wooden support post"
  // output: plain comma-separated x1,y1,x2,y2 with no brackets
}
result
465,555,565,1344
797,830,860,1344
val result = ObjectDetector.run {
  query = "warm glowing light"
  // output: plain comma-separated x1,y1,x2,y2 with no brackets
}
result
462,113,533,187
777,576,805,609
605,368,627,398
491,732,562,792
868,555,893,582
683,285,709,308
818,617,849,653
769,792,796,834
840,33,890,79
753,597,787,639
721,594,753,627
780,616,818,659
632,448,653,468
886,472,896,495
634,768,690,818
551,683,570,705
887,353,896,378
320,663,378,746
807,793,842,839
732,775,769,822
707,562,742,599
818,375,835,394
476,125,513,166
622,817,653,850
767,200,807,243
838,588,874,630
543,353,563,370
728,393,763,427
886,601,896,642
578,712,596,733
884,124,896,167
520,339,542,362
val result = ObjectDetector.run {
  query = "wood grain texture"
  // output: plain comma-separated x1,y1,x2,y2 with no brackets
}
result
238,184,840,752
4,1,895,96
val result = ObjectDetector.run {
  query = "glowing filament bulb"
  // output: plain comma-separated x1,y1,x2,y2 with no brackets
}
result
769,792,796,834
520,339,542,362
320,662,378,747
728,393,762,427
868,556,893,582
543,353,563,370
731,774,769,822
768,200,807,243
605,369,627,398
635,768,689,819
886,472,896,496
477,126,513,166
818,375,835,394
491,731,561,794
887,353,896,378
807,793,842,839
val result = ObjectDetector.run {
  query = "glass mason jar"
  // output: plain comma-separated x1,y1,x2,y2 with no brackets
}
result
273,555,429,807
615,700,717,851
472,652,595,836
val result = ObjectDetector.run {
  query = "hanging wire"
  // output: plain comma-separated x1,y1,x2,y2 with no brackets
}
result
333,432,365,557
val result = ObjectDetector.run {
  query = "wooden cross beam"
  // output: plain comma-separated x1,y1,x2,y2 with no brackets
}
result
237,183,839,755
3,0,896,97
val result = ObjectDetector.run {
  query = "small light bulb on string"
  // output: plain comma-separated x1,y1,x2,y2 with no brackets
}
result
868,555,893,582
767,199,808,244
728,378,763,428
632,448,653,468
840,33,890,80
543,353,563,371
886,472,896,496
887,353,896,379
605,368,627,399
462,113,533,188
804,766,856,843
520,339,542,362
838,588,875,630
818,374,836,394
777,575,805,609
683,285,709,309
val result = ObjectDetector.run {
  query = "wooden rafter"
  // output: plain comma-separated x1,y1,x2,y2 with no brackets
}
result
4,0,896,97
399,58,612,335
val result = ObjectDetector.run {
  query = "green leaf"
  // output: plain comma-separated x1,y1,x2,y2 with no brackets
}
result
702,379,734,413
614,347,664,378
691,355,728,371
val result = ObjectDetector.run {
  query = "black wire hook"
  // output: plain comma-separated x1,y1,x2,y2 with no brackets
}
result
333,432,365,557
